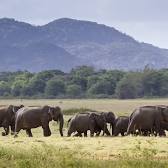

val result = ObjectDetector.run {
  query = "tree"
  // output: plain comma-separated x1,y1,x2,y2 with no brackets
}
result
70,66,95,91
87,79,112,95
115,73,143,99
45,79,65,96
141,70,162,97
28,76,46,95
159,70,168,96
66,84,81,97
0,81,10,96
11,81,24,96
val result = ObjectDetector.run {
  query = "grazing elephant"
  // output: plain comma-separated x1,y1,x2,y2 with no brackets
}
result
67,112,108,137
14,106,64,137
113,116,129,136
0,105,24,136
127,106,168,136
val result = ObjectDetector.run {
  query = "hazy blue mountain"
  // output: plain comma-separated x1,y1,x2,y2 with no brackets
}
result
0,17,168,71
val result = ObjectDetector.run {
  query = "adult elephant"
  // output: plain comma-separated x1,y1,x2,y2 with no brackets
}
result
127,106,168,136
14,106,64,137
0,105,24,136
113,116,129,136
67,112,108,137
102,112,116,134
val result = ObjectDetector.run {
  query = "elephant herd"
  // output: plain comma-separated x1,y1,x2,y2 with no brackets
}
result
67,105,168,137
0,104,168,137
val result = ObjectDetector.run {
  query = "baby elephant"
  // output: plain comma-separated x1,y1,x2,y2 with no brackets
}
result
113,116,129,136
14,105,64,137
67,112,109,137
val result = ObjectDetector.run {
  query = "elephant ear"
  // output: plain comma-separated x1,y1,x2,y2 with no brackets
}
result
7,105,14,114
6,105,18,118
89,113,102,125
89,113,97,122
55,106,61,113
157,106,167,121
48,107,56,120
157,106,166,113
42,105,50,113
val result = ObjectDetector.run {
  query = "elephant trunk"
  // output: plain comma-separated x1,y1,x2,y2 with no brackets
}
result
111,123,115,135
59,113,64,136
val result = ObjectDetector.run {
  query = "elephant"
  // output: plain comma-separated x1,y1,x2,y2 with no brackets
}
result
14,105,64,137
78,111,116,136
102,112,116,134
0,105,24,136
67,112,108,137
127,106,168,136
113,116,129,136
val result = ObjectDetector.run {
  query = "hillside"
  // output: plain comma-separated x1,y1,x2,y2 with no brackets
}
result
0,18,168,71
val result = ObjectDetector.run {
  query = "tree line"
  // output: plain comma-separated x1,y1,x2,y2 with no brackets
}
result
0,66,168,99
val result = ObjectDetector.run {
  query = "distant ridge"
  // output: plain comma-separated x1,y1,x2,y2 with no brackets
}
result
0,17,168,72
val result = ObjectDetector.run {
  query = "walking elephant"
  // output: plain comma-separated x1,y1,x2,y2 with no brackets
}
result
0,105,24,136
77,111,116,136
113,116,129,136
67,112,109,137
127,106,168,136
102,112,116,135
14,106,64,137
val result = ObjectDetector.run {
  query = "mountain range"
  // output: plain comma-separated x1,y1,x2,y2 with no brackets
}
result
0,18,168,72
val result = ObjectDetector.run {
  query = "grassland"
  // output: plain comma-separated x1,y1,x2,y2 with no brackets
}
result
1,98,168,115
0,99,168,168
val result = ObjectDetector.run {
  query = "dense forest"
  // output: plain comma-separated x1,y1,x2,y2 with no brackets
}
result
0,66,168,99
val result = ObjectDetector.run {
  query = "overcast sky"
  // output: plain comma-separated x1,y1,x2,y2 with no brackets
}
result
0,0,168,48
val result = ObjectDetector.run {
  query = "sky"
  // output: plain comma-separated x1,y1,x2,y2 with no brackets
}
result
0,0,168,48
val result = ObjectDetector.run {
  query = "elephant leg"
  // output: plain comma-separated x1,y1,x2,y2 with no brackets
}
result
14,128,21,138
90,128,94,137
104,126,111,136
67,127,75,137
113,129,120,136
142,130,148,136
159,130,166,137
94,128,101,136
84,131,87,137
78,132,82,137
10,125,15,135
154,119,161,136
2,126,9,136
67,131,72,137
26,129,33,137
96,131,101,136
43,126,51,137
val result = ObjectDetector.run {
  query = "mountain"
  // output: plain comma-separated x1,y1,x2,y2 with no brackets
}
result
0,17,168,72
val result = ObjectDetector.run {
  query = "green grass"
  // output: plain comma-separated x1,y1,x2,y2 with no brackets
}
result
0,99,168,167
0,136,168,168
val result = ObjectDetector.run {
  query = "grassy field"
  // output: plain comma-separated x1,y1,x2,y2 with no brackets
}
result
1,98,168,115
0,99,168,168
